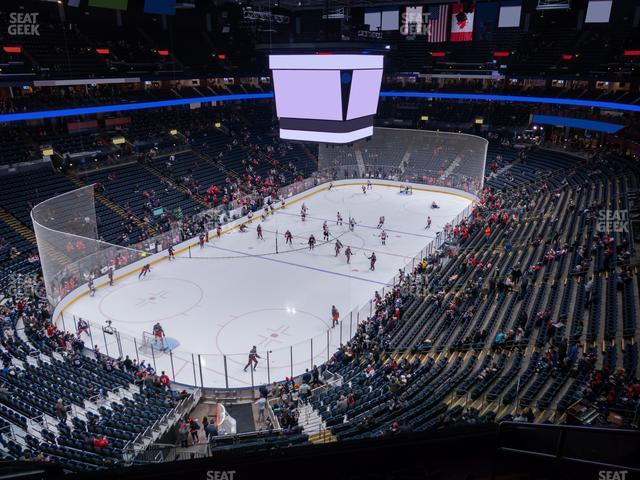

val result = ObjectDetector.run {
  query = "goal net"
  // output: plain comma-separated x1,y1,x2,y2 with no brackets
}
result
142,330,159,347
317,127,487,197
139,330,173,355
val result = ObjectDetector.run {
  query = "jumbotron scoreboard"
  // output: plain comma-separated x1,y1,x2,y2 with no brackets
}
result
269,54,384,144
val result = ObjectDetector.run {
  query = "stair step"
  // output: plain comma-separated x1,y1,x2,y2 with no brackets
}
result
307,429,337,444
0,206,37,243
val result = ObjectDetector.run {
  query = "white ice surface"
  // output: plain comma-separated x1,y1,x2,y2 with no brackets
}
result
64,184,470,388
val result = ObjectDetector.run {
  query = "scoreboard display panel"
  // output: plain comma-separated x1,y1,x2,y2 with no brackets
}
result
269,54,384,143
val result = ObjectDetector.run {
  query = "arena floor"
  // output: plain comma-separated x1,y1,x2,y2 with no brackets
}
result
63,184,471,387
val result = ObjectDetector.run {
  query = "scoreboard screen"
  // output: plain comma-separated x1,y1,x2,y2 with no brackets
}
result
269,54,384,144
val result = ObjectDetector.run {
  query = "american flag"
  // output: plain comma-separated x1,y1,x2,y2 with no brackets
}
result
427,4,450,43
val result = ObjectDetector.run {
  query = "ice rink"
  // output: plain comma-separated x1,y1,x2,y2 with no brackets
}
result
63,183,471,387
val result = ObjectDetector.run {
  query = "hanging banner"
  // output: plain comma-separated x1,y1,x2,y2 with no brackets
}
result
450,3,474,42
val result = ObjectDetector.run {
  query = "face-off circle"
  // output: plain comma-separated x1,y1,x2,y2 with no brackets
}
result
98,278,204,324
215,307,330,359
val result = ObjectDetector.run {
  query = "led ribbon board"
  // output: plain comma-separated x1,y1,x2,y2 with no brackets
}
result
269,54,384,143
2,92,640,125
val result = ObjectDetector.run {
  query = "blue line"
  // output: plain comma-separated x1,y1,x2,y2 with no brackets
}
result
2,90,639,123
205,244,389,286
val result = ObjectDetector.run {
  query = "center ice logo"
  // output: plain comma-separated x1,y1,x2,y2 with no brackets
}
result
8,12,40,36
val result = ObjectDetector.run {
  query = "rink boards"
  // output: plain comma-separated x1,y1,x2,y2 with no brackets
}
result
54,179,474,388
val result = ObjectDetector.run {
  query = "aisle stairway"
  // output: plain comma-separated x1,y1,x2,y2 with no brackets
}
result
0,207,36,245
298,402,336,444
137,159,209,207
0,205,71,273
190,146,241,181
66,172,154,235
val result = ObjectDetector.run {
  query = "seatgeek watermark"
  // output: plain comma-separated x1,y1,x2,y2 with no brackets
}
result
598,470,628,480
205,471,236,480
5,273,46,300
596,209,629,233
399,11,432,36
8,12,40,36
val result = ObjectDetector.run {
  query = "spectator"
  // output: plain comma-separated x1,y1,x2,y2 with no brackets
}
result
92,436,109,449
189,417,201,443
204,418,218,440
299,382,311,402
255,395,267,423
178,421,189,447
56,399,69,424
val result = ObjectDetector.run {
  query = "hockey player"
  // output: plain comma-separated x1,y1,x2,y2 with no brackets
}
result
336,212,343,226
334,239,343,257
377,216,385,229
199,233,205,248
361,185,366,195
367,252,377,271
308,234,316,251
431,201,440,209
328,182,334,190
168,246,175,260
77,318,89,337
88,277,96,297
331,305,339,328
239,223,248,232
323,222,330,242
345,246,353,264
205,230,209,243
139,264,151,279
243,346,261,372
257,224,263,240
349,217,356,232
108,267,114,286
216,225,222,238
425,216,432,229
285,230,293,245
367,179,372,190
152,322,166,350
380,230,388,246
